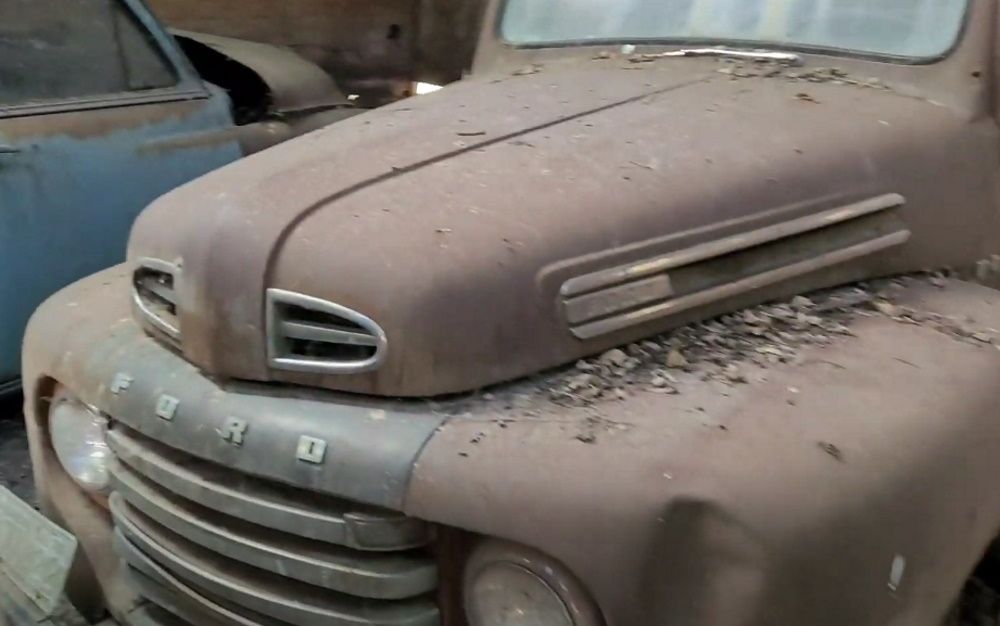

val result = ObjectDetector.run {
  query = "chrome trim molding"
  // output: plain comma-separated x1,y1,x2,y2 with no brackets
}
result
562,193,905,298
572,230,910,339
561,193,909,340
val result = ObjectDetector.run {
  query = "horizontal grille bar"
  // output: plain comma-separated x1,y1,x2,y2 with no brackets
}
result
118,532,281,626
138,278,177,306
112,495,441,626
107,427,432,551
127,604,222,626
280,320,381,347
111,462,437,599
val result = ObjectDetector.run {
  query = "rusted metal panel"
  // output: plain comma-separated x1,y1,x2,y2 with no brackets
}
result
0,95,242,385
407,278,1000,626
21,272,1000,625
127,35,999,395
0,0,358,388
16,1,1000,625
21,268,447,511
168,30,351,114
146,0,490,94
0,0,244,388
145,0,419,103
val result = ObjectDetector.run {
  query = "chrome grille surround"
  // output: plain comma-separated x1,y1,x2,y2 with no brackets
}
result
107,425,440,626
132,258,181,345
266,289,388,375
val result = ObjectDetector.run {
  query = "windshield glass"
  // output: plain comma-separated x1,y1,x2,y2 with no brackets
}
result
501,0,968,59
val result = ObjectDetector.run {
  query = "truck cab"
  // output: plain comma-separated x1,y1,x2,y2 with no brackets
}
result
11,1,1000,625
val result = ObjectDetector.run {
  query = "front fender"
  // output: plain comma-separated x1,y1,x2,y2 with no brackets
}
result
406,279,1000,626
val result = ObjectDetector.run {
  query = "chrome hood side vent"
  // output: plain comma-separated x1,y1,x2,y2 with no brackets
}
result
133,259,181,344
266,289,388,374
562,193,909,340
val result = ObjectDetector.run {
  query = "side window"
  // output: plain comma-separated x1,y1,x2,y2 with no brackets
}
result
0,0,178,106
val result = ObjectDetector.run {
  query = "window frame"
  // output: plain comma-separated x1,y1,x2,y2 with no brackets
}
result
0,0,209,120
494,0,974,67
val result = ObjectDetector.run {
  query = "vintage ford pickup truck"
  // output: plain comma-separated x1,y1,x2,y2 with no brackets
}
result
11,0,1000,625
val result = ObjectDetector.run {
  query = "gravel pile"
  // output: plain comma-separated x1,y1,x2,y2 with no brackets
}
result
713,59,890,89
617,49,890,90
547,274,995,408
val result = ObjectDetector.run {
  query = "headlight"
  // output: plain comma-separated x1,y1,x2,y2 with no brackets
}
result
464,540,604,626
49,387,112,495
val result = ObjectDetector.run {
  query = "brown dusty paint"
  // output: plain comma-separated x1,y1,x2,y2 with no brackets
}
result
19,1,1000,625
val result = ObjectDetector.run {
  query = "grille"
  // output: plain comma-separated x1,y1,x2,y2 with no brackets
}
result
133,259,181,344
266,289,388,375
107,425,440,626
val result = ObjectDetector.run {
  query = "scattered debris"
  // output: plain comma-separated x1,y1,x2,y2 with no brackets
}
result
974,255,1000,283
973,332,995,345
723,365,748,384
600,348,629,368
795,92,820,104
541,273,995,408
456,131,487,137
874,301,901,317
702,58,891,91
666,349,689,369
818,441,845,462
439,273,992,426
791,295,814,310
512,64,543,76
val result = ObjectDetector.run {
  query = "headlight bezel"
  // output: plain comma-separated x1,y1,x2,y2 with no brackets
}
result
463,539,605,626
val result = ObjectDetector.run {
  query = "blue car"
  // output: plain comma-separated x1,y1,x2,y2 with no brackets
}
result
0,0,354,393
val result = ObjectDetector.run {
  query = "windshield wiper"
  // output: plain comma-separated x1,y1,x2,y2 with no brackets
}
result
629,47,803,66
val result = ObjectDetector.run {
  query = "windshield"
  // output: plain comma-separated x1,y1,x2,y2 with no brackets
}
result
501,0,969,59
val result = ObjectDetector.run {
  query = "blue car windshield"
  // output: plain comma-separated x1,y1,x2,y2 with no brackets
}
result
501,0,969,60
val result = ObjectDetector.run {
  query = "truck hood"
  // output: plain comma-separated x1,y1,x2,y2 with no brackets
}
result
128,58,999,396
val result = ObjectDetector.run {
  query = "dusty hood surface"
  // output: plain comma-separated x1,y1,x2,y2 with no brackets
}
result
128,57,999,396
